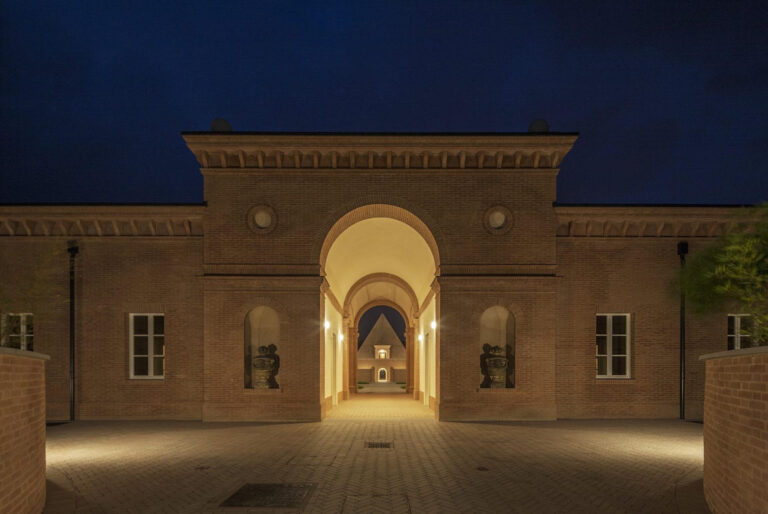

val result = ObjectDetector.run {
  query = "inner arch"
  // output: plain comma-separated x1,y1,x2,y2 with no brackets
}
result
324,217,437,305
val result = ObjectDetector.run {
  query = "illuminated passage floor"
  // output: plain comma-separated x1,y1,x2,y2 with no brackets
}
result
45,396,709,513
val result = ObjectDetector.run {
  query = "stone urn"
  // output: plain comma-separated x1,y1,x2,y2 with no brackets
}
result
252,346,276,389
486,345,508,389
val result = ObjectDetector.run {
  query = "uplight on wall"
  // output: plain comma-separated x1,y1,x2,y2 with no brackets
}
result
324,320,330,329
418,333,424,342
430,320,437,330
339,333,344,342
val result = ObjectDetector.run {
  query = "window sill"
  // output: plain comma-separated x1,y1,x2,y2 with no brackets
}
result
476,387,517,392
595,376,634,381
244,388,283,393
129,376,165,380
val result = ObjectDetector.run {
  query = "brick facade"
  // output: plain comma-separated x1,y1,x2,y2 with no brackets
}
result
0,133,747,423
701,347,768,514
0,348,48,513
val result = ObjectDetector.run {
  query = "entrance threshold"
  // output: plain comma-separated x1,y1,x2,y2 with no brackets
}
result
325,394,434,420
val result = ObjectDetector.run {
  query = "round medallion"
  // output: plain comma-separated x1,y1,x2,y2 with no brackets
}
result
483,205,513,235
247,205,277,234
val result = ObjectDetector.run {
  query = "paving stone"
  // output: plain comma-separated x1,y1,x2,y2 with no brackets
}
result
44,395,709,513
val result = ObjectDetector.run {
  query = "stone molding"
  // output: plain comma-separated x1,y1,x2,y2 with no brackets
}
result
0,206,204,237
699,345,768,361
0,347,50,360
182,133,578,171
555,205,749,238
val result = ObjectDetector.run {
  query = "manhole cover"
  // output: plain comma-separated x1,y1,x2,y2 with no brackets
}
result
365,441,393,449
220,483,315,508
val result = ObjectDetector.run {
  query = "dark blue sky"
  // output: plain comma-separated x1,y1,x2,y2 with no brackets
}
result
358,305,406,349
1,1,766,204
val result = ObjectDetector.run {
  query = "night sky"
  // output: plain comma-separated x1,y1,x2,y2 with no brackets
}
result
358,305,406,350
1,1,766,204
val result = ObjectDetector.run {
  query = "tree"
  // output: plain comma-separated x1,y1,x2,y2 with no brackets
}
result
679,204,768,346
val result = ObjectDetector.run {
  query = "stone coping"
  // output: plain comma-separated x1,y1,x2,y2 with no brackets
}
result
0,346,50,360
243,388,283,393
699,345,768,361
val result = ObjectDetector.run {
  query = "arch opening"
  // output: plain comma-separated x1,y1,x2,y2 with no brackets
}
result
357,305,407,392
320,204,440,415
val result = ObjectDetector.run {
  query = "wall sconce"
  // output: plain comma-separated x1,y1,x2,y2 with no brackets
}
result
418,334,424,342
324,320,330,329
339,333,344,342
430,320,437,330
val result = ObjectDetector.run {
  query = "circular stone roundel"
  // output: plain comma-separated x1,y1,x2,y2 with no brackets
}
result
247,205,277,234
483,205,513,235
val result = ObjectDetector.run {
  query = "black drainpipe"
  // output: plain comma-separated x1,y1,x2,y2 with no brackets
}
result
677,241,688,420
67,240,79,421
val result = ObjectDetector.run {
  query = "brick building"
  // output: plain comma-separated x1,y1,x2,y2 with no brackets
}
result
0,130,745,422
357,313,407,385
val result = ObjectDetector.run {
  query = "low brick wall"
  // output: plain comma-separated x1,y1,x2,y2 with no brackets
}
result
0,347,49,514
701,346,768,514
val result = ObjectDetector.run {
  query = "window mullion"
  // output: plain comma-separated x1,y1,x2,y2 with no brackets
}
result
607,320,613,376
148,315,154,376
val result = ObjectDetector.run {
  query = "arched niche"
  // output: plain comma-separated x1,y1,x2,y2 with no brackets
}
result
244,306,280,388
378,368,388,382
480,306,516,388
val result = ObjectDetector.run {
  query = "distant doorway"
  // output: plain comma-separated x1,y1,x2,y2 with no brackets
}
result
357,306,406,394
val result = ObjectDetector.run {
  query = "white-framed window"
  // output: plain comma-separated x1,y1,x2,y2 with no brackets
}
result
728,314,753,350
129,313,164,379
1,313,34,351
596,314,631,378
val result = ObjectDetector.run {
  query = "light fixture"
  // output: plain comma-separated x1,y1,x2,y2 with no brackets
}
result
324,320,330,329
430,320,437,330
339,333,344,342
418,334,424,342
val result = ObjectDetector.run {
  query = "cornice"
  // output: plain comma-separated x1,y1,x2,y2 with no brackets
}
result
182,133,578,171
555,205,749,238
0,206,204,237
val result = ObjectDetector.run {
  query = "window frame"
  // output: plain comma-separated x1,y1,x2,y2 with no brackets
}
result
595,313,631,379
1,313,34,351
727,314,752,350
129,313,165,380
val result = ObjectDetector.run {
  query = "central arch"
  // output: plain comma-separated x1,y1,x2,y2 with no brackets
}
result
320,204,441,418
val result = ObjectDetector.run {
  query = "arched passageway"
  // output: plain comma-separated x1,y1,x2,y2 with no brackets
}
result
320,204,440,417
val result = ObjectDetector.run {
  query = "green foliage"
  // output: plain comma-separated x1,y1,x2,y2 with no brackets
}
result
680,204,768,345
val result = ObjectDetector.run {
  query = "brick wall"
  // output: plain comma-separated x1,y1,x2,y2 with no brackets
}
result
0,138,744,424
556,237,725,419
438,276,558,421
0,348,48,514
701,347,768,513
76,238,204,420
0,240,70,420
202,276,323,421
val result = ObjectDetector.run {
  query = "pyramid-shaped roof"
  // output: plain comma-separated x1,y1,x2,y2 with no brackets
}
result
358,314,406,360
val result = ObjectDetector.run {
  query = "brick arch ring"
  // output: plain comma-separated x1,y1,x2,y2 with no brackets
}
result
345,273,420,329
315,202,443,276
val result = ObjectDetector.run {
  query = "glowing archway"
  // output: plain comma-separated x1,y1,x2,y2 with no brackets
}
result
320,204,441,415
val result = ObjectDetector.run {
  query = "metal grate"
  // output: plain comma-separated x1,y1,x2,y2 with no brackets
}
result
220,483,315,508
365,441,393,449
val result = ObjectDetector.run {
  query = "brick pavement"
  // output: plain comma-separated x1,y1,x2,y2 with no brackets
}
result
44,395,709,513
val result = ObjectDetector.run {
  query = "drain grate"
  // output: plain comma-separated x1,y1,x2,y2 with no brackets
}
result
220,483,315,508
365,441,393,449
